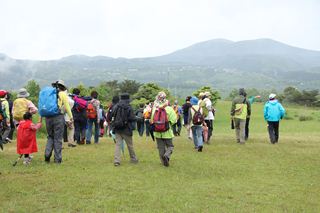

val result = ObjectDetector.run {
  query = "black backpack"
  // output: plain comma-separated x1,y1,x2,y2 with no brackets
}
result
111,105,129,130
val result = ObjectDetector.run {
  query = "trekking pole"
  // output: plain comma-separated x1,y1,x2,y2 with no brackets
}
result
13,154,23,167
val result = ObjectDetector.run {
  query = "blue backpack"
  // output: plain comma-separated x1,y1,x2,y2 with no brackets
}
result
38,87,60,117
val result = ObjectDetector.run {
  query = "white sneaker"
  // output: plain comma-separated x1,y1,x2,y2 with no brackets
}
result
23,157,32,165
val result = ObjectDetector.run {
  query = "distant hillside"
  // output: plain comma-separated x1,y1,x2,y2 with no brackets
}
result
1,38,320,96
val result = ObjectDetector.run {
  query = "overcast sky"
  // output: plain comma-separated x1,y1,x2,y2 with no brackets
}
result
0,0,319,60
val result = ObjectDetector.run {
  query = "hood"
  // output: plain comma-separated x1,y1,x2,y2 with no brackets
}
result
268,99,278,105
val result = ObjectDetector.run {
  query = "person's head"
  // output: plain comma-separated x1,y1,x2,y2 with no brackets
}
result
198,92,204,99
120,93,130,102
17,88,30,98
156,91,166,102
269,93,276,100
91,91,98,99
0,90,8,98
190,96,199,106
204,91,211,99
174,100,178,105
52,80,67,91
23,112,32,120
6,92,11,100
185,96,191,102
72,88,80,95
112,95,120,104
239,88,246,96
139,103,144,108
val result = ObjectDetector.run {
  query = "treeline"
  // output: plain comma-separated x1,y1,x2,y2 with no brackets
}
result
10,80,220,110
227,87,320,107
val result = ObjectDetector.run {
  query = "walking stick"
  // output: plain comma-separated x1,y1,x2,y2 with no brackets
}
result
13,154,23,167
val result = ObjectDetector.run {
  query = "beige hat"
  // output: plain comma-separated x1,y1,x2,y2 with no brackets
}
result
17,88,30,98
204,91,211,97
52,80,67,89
199,92,205,98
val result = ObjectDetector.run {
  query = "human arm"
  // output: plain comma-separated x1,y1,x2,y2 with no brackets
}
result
27,100,38,114
279,103,285,119
59,92,73,120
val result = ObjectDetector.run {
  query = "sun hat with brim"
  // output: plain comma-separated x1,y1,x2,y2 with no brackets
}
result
269,93,276,99
17,88,30,98
52,80,67,89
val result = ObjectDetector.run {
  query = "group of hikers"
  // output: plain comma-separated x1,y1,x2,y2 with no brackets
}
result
0,80,286,167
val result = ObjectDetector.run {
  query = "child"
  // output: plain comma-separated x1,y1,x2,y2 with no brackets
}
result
16,112,42,165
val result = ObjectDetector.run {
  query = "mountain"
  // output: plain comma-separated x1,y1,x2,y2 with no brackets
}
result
1,38,320,96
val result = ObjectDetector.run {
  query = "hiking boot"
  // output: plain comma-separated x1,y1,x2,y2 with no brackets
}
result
5,138,12,143
0,141,3,151
130,159,139,164
114,162,120,167
44,156,50,163
80,138,85,145
162,155,169,167
68,142,77,147
198,146,203,152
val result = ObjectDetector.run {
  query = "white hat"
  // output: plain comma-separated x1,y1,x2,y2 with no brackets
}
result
52,80,67,89
269,93,276,99
17,88,30,98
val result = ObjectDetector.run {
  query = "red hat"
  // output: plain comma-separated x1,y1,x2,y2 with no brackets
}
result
0,90,7,97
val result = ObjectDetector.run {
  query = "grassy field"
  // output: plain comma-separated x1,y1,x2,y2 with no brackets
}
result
0,101,319,212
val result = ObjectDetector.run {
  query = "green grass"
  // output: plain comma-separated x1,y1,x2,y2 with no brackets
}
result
1,101,320,212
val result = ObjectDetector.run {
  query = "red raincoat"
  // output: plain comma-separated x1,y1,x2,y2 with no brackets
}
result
17,120,39,154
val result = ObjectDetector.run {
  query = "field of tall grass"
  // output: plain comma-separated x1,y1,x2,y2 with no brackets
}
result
0,101,319,212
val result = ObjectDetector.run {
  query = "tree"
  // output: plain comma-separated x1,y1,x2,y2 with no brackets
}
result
134,83,170,103
192,86,220,105
25,80,40,104
119,80,142,96
283,86,301,103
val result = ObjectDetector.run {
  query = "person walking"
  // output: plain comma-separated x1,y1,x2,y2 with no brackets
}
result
203,92,215,143
6,92,15,141
86,91,100,144
230,88,251,144
111,93,138,166
264,93,286,144
16,112,42,165
244,93,260,140
182,96,192,126
43,80,73,163
71,88,87,145
143,102,152,139
0,90,11,146
188,96,204,151
151,91,177,167
135,103,145,137
172,100,182,136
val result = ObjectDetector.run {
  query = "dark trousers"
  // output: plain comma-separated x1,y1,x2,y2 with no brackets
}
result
74,118,87,144
145,119,151,137
172,117,182,136
204,120,213,142
136,120,144,137
7,118,15,140
245,117,250,140
267,121,279,144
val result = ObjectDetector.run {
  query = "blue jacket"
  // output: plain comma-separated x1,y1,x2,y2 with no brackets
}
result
264,100,285,122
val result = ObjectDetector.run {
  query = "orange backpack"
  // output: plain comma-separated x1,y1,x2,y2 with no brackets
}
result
86,102,97,119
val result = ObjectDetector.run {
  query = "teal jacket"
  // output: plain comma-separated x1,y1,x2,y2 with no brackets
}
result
264,100,285,122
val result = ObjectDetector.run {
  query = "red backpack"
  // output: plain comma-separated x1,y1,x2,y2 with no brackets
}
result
86,102,97,119
153,107,169,132
192,106,204,125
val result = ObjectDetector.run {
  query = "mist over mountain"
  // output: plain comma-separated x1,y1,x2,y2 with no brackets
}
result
1,38,320,96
